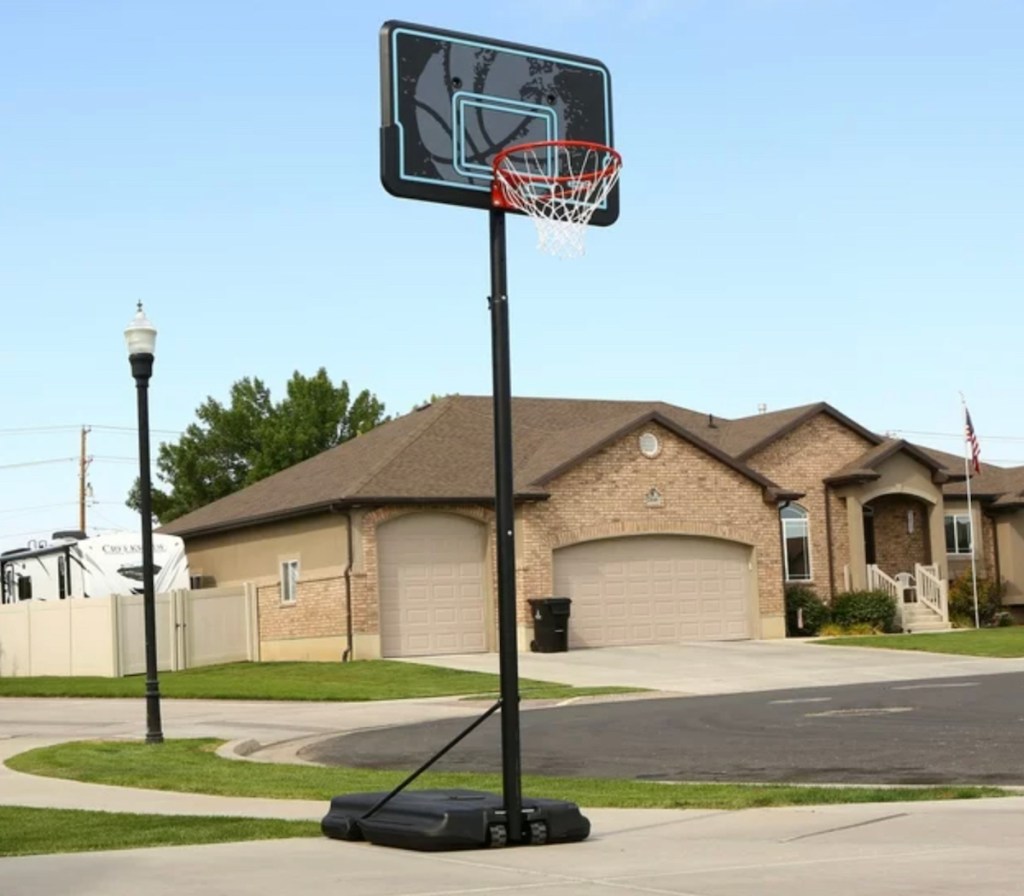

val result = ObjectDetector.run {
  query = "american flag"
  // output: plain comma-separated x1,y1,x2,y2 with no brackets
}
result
965,408,981,474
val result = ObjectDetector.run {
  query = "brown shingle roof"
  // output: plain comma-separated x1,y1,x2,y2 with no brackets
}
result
159,394,1024,539
161,395,790,537
824,439,952,486
725,403,883,460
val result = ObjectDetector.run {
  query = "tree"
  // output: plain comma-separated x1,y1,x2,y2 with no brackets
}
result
127,369,386,523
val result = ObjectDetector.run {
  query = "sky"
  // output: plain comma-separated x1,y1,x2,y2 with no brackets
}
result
2,0,1022,553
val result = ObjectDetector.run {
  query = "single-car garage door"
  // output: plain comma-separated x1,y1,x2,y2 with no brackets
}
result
378,513,488,657
553,536,752,647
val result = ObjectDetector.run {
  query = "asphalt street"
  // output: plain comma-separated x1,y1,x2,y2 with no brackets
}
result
302,671,1024,785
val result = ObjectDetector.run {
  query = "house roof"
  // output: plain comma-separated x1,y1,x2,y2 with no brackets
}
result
160,396,794,538
159,394,1024,539
725,402,884,461
823,438,953,486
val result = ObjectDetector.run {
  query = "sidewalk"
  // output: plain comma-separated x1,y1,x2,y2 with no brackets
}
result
4,749,1023,896
4,643,1024,894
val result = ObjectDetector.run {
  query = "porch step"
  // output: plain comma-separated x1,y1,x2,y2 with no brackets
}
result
902,619,953,633
901,603,951,634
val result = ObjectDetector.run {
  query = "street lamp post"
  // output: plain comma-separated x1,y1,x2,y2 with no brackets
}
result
124,303,164,745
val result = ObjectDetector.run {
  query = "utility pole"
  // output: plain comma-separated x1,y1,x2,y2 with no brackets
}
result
79,426,92,531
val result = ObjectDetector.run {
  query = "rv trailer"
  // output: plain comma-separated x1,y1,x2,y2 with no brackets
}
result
0,530,190,604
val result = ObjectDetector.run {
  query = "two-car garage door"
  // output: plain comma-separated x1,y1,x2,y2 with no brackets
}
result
553,536,753,647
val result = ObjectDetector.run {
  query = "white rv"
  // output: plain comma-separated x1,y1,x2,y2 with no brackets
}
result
0,530,191,604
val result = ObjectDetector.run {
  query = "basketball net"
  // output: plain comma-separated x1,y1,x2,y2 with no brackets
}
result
492,141,622,259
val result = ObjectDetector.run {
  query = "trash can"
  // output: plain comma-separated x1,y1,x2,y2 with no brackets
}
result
528,597,572,653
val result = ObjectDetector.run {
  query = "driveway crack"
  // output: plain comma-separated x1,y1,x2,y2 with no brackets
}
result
781,811,909,842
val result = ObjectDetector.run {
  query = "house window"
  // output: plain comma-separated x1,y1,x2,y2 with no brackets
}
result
781,504,812,581
58,556,67,599
280,559,299,603
945,513,973,555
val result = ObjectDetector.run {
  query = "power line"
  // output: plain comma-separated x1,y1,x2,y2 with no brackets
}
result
892,429,1024,443
0,502,77,516
0,425,81,435
0,423,181,436
0,457,76,471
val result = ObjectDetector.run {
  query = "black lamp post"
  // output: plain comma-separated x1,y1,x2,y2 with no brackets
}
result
124,302,164,745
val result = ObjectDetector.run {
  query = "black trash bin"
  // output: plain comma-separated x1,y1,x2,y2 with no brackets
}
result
528,597,572,653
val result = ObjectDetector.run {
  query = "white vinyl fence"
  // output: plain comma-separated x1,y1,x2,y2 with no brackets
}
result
0,585,259,678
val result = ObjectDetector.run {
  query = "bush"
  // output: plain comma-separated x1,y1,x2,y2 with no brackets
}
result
817,622,845,637
785,585,830,636
948,572,1003,627
830,590,898,633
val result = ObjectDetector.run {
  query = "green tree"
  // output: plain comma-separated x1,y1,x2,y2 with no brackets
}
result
127,369,386,523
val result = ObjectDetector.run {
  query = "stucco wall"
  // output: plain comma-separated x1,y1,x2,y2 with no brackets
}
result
183,512,351,660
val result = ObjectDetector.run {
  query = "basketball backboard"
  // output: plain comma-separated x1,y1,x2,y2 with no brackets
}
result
380,21,618,226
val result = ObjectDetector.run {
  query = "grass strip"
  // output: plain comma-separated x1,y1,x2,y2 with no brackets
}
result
0,805,318,857
6,739,1007,811
0,660,639,702
817,627,1024,658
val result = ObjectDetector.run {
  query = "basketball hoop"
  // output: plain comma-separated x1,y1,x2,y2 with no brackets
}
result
492,140,622,259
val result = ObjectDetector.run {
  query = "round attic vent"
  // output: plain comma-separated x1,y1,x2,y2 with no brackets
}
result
638,431,661,458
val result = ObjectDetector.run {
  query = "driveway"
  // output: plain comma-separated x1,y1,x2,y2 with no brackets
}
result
403,639,1024,695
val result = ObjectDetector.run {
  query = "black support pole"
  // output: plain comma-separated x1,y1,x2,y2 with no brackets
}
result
131,352,164,745
488,208,523,843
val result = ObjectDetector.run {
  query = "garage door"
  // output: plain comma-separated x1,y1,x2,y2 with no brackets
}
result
378,513,488,657
553,536,752,647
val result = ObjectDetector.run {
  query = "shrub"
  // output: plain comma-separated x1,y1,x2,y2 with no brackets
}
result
817,622,845,637
843,622,878,636
948,572,1003,627
785,585,830,636
830,590,898,633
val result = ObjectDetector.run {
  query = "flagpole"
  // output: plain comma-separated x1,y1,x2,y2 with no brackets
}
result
959,393,981,629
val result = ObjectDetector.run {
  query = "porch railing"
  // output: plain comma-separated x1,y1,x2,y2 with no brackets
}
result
866,564,904,629
914,563,949,622
866,564,901,600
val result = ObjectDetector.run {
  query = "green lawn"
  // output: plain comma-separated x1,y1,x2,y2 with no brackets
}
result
0,805,318,857
818,626,1024,658
0,660,638,702
6,739,1006,811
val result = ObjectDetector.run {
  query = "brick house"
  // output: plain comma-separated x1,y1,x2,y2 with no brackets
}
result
160,396,1022,661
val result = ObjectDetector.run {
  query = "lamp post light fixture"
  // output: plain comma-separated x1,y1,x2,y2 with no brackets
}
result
124,302,164,745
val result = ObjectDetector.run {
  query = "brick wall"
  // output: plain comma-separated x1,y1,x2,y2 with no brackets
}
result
868,494,931,574
744,413,876,601
519,423,784,623
257,575,345,642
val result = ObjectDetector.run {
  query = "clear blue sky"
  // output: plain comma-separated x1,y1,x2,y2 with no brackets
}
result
2,1,1022,552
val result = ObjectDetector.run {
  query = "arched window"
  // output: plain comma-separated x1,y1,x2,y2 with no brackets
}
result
781,504,812,582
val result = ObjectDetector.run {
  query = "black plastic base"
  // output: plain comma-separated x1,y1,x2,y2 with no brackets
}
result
321,788,590,851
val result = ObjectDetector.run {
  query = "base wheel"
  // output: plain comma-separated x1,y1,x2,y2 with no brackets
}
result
488,823,508,848
528,821,548,845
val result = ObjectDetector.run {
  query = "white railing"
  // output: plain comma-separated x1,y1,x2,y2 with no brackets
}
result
915,563,949,622
867,564,904,628
866,564,901,600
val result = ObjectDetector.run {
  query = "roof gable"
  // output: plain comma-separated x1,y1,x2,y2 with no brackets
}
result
824,439,953,486
729,402,884,462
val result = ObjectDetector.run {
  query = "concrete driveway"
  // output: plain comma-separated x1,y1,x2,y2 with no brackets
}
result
403,639,1024,694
